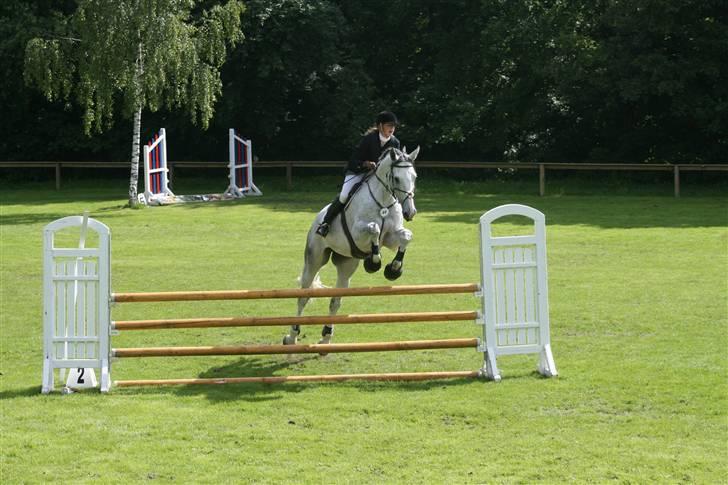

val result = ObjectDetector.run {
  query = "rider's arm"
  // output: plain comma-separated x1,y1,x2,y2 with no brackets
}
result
346,132,377,173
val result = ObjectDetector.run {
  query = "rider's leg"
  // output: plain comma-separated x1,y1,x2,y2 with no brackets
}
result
315,196,345,237
316,173,363,237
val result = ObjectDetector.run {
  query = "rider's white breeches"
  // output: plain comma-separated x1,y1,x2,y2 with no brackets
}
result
339,172,366,203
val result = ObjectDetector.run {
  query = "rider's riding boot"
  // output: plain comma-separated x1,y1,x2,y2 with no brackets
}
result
316,197,344,237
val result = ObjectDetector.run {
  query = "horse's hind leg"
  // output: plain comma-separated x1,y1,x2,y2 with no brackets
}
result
320,254,359,347
283,243,331,345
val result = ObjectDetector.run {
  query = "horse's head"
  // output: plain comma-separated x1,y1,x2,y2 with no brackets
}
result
377,146,420,221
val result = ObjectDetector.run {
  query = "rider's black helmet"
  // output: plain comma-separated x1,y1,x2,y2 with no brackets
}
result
376,111,399,126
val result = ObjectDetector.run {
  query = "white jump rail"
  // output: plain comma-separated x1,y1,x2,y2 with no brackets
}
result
40,204,556,392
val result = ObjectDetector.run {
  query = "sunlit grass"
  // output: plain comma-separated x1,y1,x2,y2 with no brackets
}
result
1,178,726,483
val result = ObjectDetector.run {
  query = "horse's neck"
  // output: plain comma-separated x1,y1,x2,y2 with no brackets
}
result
367,166,395,205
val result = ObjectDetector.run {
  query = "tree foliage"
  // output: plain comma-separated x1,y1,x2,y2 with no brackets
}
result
6,0,727,164
22,0,244,205
24,0,245,134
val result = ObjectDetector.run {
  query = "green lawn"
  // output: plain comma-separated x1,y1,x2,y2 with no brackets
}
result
1,176,726,483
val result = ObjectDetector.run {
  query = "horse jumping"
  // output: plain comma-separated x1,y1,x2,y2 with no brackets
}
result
283,146,420,346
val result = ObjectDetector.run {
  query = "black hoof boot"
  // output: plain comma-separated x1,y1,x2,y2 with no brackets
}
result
315,223,330,237
364,256,381,273
384,263,402,280
318,325,333,355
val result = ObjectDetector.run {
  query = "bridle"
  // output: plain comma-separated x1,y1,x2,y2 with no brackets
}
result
368,148,416,210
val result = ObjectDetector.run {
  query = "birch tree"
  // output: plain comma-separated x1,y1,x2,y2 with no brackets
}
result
24,0,245,206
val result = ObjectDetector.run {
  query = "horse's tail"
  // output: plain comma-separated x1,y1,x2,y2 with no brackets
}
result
296,272,328,289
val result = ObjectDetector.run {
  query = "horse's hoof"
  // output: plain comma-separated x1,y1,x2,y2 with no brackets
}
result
364,256,381,273
282,335,297,345
384,263,402,281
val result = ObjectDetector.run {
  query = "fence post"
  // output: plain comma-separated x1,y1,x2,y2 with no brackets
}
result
673,165,680,197
286,163,293,190
539,163,545,196
55,163,61,190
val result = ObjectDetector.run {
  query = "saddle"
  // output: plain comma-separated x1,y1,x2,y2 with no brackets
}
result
336,176,372,259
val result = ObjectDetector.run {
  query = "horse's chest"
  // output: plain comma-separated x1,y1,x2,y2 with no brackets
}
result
363,211,400,230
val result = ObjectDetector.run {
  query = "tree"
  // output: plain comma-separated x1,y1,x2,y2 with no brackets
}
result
215,0,376,160
549,0,728,163
24,0,245,205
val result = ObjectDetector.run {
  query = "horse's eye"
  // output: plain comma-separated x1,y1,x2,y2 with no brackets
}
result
394,176,400,184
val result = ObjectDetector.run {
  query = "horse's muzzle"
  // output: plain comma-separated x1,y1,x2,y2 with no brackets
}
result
402,196,416,221
403,207,417,222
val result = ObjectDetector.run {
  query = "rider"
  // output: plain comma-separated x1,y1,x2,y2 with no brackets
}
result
316,110,401,237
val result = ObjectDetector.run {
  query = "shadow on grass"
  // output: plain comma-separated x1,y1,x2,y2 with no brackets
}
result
0,205,130,227
0,386,43,399
109,356,315,402
109,355,494,401
0,365,544,401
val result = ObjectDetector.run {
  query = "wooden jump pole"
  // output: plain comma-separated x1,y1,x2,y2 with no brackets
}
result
112,338,479,358
112,283,480,303
113,310,478,331
114,370,482,387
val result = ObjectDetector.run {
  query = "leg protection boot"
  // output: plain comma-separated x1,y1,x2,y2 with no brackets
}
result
316,197,345,237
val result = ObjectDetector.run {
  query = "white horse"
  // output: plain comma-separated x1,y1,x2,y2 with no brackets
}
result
283,146,420,346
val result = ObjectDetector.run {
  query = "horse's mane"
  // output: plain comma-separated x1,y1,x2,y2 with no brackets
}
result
378,147,402,164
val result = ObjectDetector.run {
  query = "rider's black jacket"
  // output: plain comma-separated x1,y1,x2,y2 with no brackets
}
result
346,131,400,174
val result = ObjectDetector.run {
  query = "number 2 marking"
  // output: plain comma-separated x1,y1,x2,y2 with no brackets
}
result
77,368,85,384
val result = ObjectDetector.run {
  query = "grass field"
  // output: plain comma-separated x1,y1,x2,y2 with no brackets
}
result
1,174,727,483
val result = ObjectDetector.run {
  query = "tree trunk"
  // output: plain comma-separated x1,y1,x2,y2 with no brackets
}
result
128,41,144,207
128,105,142,207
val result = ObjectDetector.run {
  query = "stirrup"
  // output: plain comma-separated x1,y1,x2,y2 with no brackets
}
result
316,223,330,237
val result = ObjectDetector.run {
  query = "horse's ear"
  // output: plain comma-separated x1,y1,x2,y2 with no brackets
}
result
402,145,407,154
409,146,420,161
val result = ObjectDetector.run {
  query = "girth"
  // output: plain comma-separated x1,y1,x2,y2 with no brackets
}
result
339,207,370,259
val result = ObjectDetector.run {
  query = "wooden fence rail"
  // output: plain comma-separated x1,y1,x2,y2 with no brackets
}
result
113,310,479,331
111,337,480,358
2,160,726,197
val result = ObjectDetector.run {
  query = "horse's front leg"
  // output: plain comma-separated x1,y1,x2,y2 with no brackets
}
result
354,221,382,273
384,228,413,281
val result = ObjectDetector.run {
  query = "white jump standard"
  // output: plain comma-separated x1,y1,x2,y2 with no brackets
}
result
41,215,111,393
40,204,557,392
